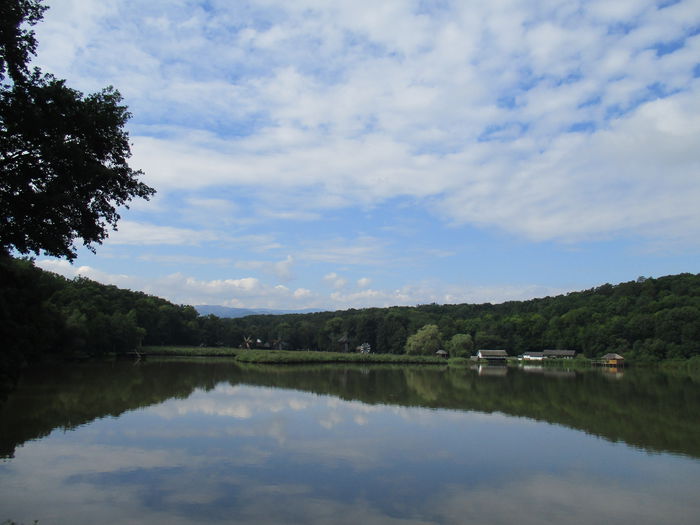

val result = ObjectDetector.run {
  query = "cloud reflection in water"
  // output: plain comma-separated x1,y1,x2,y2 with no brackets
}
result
1,382,699,524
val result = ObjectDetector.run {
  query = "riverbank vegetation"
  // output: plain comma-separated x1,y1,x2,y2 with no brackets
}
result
143,346,447,364
144,346,590,367
2,255,699,389
146,346,242,357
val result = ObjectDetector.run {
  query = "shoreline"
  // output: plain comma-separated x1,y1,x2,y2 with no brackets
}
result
142,346,448,364
47,346,700,372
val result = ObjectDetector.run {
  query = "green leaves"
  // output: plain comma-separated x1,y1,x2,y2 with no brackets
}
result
0,0,47,85
0,0,154,260
405,324,442,355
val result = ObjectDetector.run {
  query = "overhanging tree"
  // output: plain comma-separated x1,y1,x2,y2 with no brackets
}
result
0,0,47,85
0,0,155,260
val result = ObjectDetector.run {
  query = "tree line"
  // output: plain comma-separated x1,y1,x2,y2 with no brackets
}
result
217,273,700,362
2,255,699,376
0,254,195,387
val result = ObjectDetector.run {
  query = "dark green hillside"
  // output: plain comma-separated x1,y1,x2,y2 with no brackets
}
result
2,253,700,391
225,273,700,360
1,254,200,389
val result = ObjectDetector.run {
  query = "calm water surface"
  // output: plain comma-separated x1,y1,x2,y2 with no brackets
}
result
1,359,700,524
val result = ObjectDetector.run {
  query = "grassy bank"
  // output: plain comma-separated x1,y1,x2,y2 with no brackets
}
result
142,346,446,364
138,347,700,371
143,346,242,357
234,350,446,365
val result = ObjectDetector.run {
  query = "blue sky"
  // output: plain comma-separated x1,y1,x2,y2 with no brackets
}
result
33,0,700,310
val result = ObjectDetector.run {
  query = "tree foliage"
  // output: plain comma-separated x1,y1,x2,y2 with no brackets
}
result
0,0,47,85
405,324,442,355
2,257,700,386
216,273,700,361
0,0,154,260
1,255,200,389
445,333,473,357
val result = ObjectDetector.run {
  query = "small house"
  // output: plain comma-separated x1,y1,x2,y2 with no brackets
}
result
601,353,625,366
477,349,508,362
523,351,545,361
436,349,448,359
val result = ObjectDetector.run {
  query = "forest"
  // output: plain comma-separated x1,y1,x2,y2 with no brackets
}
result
2,254,699,381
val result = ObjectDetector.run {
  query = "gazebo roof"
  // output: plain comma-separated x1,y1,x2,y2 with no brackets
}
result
601,353,624,360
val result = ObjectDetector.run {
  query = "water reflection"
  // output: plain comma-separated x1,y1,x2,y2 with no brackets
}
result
1,373,699,524
477,364,508,376
2,360,700,459
521,365,576,378
600,367,626,378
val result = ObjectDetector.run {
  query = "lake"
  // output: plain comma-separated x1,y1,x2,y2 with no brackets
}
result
2,359,700,524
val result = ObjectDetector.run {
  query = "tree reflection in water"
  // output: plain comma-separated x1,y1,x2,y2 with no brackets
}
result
1,359,699,459
1,359,700,525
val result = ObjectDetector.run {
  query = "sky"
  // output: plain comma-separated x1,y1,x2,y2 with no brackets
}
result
31,0,700,311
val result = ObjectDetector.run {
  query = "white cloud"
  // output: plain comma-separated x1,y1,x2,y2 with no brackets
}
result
323,272,348,289
36,258,568,310
35,259,140,290
139,254,233,266
34,260,295,308
357,277,371,288
181,197,240,227
144,273,319,309
33,1,700,247
106,220,223,246
23,0,700,311
304,236,390,265
327,281,572,310
429,473,700,525
236,255,295,281
148,384,314,421
293,288,312,299
440,88,700,243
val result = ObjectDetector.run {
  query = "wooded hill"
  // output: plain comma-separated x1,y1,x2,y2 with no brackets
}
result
2,254,699,375
224,273,700,361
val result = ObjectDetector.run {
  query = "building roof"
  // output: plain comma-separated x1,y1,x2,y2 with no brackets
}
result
478,349,508,357
543,349,576,357
601,353,624,360
436,349,448,355
524,351,545,357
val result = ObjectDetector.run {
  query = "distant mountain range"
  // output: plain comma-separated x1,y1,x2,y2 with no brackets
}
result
194,305,323,318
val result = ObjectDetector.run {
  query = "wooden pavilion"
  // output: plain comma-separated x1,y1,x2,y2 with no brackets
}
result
600,353,625,366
